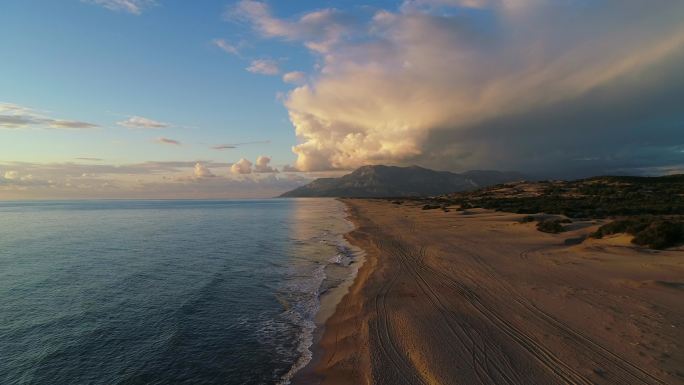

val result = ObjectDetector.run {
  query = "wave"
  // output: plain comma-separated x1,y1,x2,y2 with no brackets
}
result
277,209,359,384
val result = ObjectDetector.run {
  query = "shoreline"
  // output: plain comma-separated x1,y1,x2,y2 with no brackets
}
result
290,199,367,385
305,198,684,384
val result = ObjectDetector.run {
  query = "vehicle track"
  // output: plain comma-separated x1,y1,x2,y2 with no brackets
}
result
369,220,530,384
393,238,582,384
368,214,663,384
346,204,668,385
467,238,664,384
424,238,666,385
369,234,429,385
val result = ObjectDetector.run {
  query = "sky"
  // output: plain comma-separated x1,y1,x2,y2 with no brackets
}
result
1,0,683,198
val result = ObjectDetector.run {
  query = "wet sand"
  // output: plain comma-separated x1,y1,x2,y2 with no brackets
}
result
309,199,684,385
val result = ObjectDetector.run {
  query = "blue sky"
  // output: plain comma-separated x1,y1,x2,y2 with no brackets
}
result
1,0,683,198
1,0,319,165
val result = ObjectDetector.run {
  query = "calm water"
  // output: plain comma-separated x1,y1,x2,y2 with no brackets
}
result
0,199,356,385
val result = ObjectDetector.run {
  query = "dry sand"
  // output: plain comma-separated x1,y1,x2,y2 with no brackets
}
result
307,199,684,385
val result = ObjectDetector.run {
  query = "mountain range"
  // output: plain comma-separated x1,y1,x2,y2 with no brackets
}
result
280,165,526,198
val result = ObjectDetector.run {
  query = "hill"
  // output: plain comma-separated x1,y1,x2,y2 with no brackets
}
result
279,165,525,198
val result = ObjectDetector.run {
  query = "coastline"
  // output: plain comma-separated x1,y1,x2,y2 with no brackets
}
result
290,199,367,385
305,198,684,384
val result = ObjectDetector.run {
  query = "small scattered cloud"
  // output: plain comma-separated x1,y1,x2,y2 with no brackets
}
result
247,59,280,75
212,144,237,150
230,1,358,53
254,155,277,173
282,71,306,84
1,170,34,183
194,162,216,178
0,161,311,199
0,102,98,130
82,0,156,15
117,116,169,129
282,164,300,172
76,157,104,162
4,171,19,180
212,38,240,55
156,137,181,146
231,158,253,174
48,120,99,129
211,140,270,150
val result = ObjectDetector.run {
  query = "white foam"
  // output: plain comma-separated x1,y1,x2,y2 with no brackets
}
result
277,200,358,385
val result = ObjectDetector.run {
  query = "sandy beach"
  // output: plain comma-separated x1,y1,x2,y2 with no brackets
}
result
309,199,684,385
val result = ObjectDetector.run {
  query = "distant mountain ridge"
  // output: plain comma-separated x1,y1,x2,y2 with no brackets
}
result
279,165,526,198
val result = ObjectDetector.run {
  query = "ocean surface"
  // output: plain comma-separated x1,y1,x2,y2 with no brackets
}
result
0,199,358,385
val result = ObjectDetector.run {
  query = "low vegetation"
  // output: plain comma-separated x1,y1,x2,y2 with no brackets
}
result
399,174,684,249
592,217,684,249
439,175,684,219
536,219,565,233
422,204,441,210
533,218,572,233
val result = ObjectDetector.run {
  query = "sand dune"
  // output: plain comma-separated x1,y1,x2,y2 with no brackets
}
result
311,199,684,385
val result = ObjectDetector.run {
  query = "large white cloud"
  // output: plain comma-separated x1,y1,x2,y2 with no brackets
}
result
240,1,684,175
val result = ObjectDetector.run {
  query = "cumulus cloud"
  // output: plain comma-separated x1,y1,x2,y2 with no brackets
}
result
254,155,277,173
247,59,280,75
0,161,311,199
212,140,270,150
0,103,98,130
282,71,306,84
156,137,181,145
194,163,215,178
281,164,300,172
212,38,240,55
262,1,684,176
1,170,34,183
4,171,19,180
83,0,156,15
118,116,169,129
231,158,253,174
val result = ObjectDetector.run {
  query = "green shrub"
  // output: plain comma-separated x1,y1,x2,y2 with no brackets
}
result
632,221,683,249
520,215,536,223
591,217,651,239
592,217,684,249
537,219,565,234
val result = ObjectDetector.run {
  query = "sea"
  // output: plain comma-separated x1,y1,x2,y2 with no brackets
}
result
0,199,359,385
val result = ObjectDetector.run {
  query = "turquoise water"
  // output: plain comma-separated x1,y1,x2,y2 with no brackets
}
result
0,199,356,385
